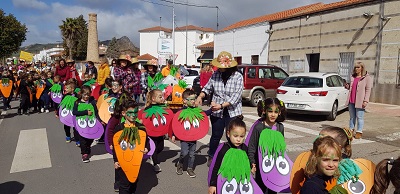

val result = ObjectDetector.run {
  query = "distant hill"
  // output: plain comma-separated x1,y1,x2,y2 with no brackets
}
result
19,40,112,55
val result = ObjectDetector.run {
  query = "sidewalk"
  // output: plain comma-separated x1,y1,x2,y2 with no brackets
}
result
366,102,400,117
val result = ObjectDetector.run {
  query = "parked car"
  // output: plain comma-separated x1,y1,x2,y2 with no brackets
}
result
182,68,200,88
238,64,289,106
276,72,349,121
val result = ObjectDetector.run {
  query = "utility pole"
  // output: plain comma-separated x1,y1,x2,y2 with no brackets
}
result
172,0,175,65
185,0,188,67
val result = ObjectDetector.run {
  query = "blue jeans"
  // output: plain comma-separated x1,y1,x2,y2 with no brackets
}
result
208,109,234,158
178,141,196,168
348,103,365,133
133,94,140,103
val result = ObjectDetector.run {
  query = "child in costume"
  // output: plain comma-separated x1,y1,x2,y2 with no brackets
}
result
171,89,211,178
300,136,342,194
59,79,79,145
208,118,261,194
247,97,286,194
112,99,149,194
371,156,400,194
143,89,173,172
17,72,31,115
72,85,100,163
1,70,14,111
40,71,52,113
319,127,353,158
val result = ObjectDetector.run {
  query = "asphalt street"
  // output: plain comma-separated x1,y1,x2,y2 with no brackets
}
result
0,101,399,194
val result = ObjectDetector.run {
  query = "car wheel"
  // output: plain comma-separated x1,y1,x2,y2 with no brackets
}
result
327,101,338,121
250,91,264,107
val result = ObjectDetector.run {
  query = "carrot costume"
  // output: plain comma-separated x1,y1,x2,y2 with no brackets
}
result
0,77,13,98
113,122,148,183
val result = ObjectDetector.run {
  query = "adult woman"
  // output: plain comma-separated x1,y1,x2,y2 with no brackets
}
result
200,64,213,88
141,59,158,102
55,59,69,83
195,51,243,166
131,58,142,103
109,59,117,80
346,62,373,139
97,58,110,86
114,55,137,98
65,59,82,86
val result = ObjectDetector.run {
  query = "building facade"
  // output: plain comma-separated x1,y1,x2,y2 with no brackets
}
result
139,25,214,67
267,0,400,105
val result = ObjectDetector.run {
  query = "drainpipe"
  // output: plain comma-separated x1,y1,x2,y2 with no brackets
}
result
374,0,384,91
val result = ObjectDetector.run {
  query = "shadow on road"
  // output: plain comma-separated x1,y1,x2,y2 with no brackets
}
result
90,143,108,155
136,163,158,194
0,181,24,194
286,110,347,122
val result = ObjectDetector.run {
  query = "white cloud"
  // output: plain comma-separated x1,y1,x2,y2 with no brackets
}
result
12,0,49,10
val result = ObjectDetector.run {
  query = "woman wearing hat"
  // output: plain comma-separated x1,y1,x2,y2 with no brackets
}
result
131,58,142,103
65,59,82,86
141,59,159,102
113,55,138,99
195,51,243,166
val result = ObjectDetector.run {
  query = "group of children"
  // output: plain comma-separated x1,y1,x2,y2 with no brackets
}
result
4,63,400,194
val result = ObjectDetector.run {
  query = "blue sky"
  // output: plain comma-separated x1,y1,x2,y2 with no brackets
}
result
1,0,337,47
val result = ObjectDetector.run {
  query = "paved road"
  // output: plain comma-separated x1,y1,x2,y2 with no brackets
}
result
0,101,399,193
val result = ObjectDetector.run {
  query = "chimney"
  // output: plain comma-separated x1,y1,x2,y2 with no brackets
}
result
86,13,99,62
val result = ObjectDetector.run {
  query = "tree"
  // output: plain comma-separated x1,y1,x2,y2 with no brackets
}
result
74,15,88,61
0,9,27,61
59,16,86,60
106,37,119,59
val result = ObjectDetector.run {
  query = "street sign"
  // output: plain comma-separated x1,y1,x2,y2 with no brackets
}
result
158,38,173,54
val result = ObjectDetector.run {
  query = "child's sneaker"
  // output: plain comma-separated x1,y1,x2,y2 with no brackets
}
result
76,141,80,147
45,109,49,113
82,154,90,163
66,137,71,143
154,164,162,172
114,182,119,192
40,108,44,113
176,162,183,175
187,168,196,178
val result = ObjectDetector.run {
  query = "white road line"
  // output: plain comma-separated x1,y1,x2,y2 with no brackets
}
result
377,132,400,141
91,153,112,161
10,128,52,173
285,132,304,139
286,143,312,152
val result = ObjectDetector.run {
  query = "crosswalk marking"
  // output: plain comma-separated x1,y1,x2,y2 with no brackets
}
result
377,132,400,141
10,128,52,173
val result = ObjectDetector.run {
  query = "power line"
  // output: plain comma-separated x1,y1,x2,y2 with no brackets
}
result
158,0,217,8
137,0,172,7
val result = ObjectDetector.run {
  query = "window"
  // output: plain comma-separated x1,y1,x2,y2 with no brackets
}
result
251,55,259,65
247,67,256,78
272,68,288,80
282,77,323,88
258,68,272,79
330,75,344,87
326,77,334,87
280,55,290,72
187,69,199,76
235,57,242,64
339,52,355,82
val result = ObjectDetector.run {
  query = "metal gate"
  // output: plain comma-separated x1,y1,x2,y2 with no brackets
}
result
338,52,355,82
280,55,290,73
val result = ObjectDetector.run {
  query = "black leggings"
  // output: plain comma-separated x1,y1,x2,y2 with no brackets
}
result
149,136,164,165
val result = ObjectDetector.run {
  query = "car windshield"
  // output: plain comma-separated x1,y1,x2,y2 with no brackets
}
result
187,69,199,76
282,76,323,88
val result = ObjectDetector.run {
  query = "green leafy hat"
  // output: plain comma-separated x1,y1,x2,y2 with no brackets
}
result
50,83,62,93
259,129,286,158
178,107,204,124
76,103,95,120
59,95,78,110
218,148,251,184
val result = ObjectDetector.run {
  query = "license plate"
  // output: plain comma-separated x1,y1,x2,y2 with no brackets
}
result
286,103,305,108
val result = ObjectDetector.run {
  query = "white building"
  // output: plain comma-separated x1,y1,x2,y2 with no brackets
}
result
33,47,64,62
215,20,271,65
139,25,215,67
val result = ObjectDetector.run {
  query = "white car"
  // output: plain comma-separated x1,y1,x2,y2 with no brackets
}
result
276,72,348,120
182,68,200,89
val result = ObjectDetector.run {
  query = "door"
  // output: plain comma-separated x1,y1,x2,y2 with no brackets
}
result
306,53,320,72
245,67,258,90
280,55,290,73
258,67,275,97
338,52,355,83
331,75,348,109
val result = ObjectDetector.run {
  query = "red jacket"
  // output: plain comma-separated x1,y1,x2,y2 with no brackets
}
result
55,65,69,82
65,67,82,86
200,71,213,88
